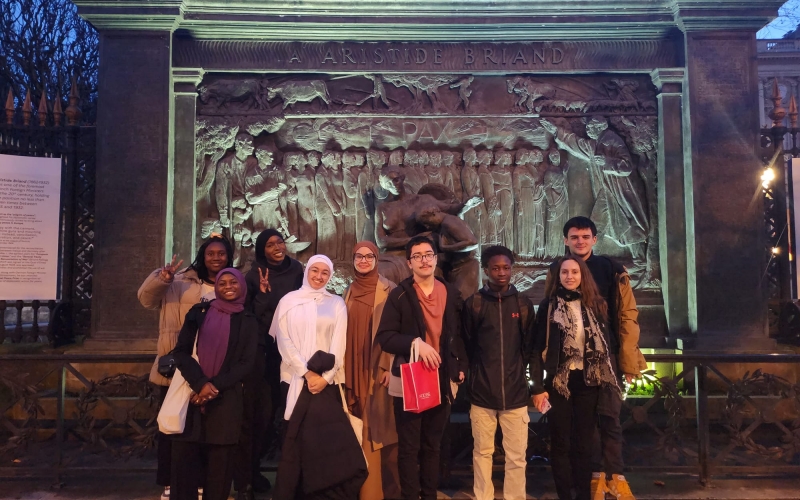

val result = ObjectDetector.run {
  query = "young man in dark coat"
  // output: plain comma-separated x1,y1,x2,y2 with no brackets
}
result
375,235,468,500
462,245,535,500
237,229,304,498
544,216,647,500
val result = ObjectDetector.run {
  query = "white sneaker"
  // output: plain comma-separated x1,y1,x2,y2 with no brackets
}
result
161,487,170,500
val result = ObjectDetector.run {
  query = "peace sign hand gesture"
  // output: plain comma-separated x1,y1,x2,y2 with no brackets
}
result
159,254,184,281
258,267,271,293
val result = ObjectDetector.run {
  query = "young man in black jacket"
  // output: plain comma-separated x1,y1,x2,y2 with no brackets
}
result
462,245,535,500
375,235,468,500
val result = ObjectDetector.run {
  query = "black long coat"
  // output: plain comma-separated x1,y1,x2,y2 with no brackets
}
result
173,302,258,445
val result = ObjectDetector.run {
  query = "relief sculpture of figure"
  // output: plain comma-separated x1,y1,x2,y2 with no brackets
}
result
542,117,648,272
342,151,366,253
246,144,288,234
316,151,345,261
215,132,257,265
424,151,445,185
401,150,426,194
284,152,317,260
215,132,257,230
374,167,481,286
477,150,498,247
461,148,489,250
491,150,515,250
512,148,540,257
416,205,480,300
543,148,570,259
441,150,463,201
362,150,387,242
449,76,474,111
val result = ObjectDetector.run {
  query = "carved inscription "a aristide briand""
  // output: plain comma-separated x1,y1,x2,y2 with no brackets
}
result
301,45,566,67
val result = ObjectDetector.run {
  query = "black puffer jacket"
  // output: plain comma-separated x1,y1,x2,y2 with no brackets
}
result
462,285,535,410
375,276,468,402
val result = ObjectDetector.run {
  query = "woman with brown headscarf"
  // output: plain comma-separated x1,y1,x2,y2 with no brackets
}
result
344,241,401,499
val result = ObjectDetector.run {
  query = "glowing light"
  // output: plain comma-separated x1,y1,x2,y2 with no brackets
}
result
761,168,775,189
772,247,780,255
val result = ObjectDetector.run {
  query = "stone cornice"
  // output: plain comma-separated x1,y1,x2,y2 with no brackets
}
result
74,0,781,38
669,0,783,32
73,0,184,31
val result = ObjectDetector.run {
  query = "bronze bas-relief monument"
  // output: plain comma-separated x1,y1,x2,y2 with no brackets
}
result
75,1,782,350
196,73,660,298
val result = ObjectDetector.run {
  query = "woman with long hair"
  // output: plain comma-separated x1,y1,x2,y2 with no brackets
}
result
271,255,367,498
138,235,233,500
170,268,258,500
343,241,400,500
530,255,621,500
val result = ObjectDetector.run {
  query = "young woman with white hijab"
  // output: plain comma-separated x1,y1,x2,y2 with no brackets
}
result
270,255,368,498
269,254,347,420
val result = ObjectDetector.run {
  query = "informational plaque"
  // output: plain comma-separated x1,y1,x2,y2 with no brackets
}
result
0,154,62,299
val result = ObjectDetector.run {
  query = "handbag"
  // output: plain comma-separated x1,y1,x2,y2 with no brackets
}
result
157,336,198,434
157,350,176,378
337,384,365,447
401,339,441,413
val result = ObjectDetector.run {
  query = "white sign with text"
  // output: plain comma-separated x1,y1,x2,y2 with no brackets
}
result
0,154,62,300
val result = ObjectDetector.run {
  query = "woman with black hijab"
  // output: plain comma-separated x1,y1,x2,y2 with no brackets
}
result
235,229,304,498
171,267,258,500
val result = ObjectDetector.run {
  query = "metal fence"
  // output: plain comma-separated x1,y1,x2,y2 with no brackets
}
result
1,353,798,486
0,83,95,343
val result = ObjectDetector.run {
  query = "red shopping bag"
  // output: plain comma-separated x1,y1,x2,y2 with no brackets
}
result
401,340,441,413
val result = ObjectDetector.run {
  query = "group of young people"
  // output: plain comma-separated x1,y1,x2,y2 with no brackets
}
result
139,215,646,500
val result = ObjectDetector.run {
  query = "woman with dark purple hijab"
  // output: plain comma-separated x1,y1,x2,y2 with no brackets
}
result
171,268,258,500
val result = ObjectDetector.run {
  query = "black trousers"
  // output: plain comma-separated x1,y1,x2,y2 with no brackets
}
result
590,353,625,477
548,371,599,500
234,346,270,491
393,397,450,500
171,440,235,500
590,391,625,476
155,384,172,487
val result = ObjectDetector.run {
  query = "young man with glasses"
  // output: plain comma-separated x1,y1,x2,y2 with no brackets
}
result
376,235,468,500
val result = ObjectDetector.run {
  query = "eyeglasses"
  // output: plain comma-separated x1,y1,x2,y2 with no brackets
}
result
354,254,376,263
409,253,436,263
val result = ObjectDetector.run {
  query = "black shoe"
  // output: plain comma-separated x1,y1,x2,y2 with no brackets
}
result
252,474,272,493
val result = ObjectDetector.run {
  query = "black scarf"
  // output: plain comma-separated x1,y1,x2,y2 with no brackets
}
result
551,286,621,399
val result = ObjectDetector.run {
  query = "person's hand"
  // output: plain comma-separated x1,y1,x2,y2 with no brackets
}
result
457,371,465,384
305,371,328,394
159,255,184,281
258,268,271,293
416,340,442,370
624,373,637,384
532,392,549,413
380,371,391,388
197,382,219,404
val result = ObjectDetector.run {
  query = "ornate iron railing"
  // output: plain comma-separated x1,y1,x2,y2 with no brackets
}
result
1,83,95,344
1,353,799,487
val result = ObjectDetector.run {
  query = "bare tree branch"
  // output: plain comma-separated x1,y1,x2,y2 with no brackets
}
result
0,0,98,123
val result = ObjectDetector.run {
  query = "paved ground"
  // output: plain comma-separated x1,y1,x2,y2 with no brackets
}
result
2,471,800,500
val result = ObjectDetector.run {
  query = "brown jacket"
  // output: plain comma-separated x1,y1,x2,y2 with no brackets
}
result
343,274,398,451
616,272,648,374
138,268,207,386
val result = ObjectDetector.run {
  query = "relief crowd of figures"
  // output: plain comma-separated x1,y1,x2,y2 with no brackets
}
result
205,116,650,288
